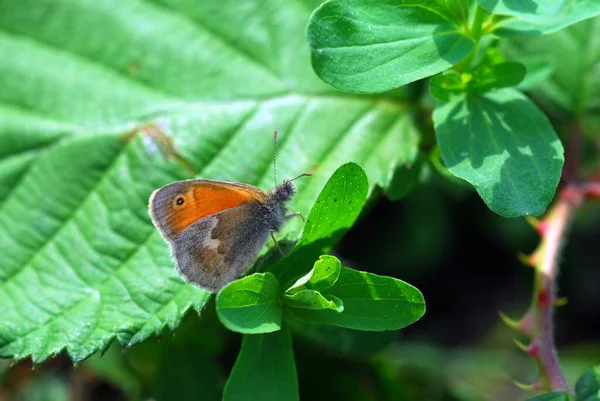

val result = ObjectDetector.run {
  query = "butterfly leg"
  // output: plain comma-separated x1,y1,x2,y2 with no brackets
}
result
270,230,286,257
285,211,306,222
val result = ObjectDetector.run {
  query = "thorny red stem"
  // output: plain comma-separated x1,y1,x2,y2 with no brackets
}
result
532,188,581,390
516,178,600,392
508,115,600,392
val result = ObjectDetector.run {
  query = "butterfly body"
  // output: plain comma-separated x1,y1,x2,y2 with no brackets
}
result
149,179,296,292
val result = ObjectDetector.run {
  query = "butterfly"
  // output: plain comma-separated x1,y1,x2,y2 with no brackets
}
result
148,131,309,292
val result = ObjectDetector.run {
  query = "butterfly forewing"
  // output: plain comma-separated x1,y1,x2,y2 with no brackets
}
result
149,179,266,240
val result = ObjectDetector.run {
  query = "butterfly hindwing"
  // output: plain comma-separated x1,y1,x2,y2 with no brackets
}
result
171,202,273,291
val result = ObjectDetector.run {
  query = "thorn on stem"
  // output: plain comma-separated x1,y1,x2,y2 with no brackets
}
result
554,296,568,307
514,338,540,358
526,215,540,230
513,338,529,353
513,378,545,392
526,216,549,236
517,252,535,267
499,311,532,337
499,311,521,331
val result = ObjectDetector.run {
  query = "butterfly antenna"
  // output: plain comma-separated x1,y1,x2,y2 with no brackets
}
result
273,130,278,187
289,173,312,182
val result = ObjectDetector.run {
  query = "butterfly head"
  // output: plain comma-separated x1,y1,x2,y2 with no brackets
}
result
273,180,296,202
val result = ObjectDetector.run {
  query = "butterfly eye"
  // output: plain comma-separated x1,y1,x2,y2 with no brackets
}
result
176,197,185,206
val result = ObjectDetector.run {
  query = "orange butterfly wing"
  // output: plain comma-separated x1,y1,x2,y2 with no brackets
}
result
149,180,267,240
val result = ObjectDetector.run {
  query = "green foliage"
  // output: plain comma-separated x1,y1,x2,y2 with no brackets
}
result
287,255,342,292
1,0,599,400
430,62,527,101
266,162,369,286
286,267,425,331
285,289,344,312
307,0,475,93
576,365,600,401
224,329,298,401
305,0,580,217
433,89,564,217
503,19,600,118
215,166,424,374
216,273,282,334
0,0,419,365
213,164,424,401
469,62,527,94
481,0,600,35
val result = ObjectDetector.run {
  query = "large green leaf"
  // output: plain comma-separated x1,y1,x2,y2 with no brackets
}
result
503,17,600,118
307,0,475,93
433,89,564,217
0,0,420,363
223,328,298,401
286,267,425,331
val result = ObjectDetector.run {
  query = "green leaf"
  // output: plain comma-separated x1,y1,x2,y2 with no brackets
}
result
430,71,466,102
430,62,526,101
287,254,341,293
433,88,564,217
503,18,600,117
285,290,344,312
307,0,475,93
0,0,420,363
470,62,527,93
478,0,573,21
266,163,369,287
576,365,600,401
286,267,425,331
527,392,570,401
487,0,600,35
224,328,298,401
216,273,281,334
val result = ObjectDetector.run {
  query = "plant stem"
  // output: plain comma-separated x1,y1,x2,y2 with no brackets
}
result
526,185,583,391
459,5,488,72
504,116,600,391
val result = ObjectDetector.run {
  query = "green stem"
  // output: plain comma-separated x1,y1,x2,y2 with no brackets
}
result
460,5,489,72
